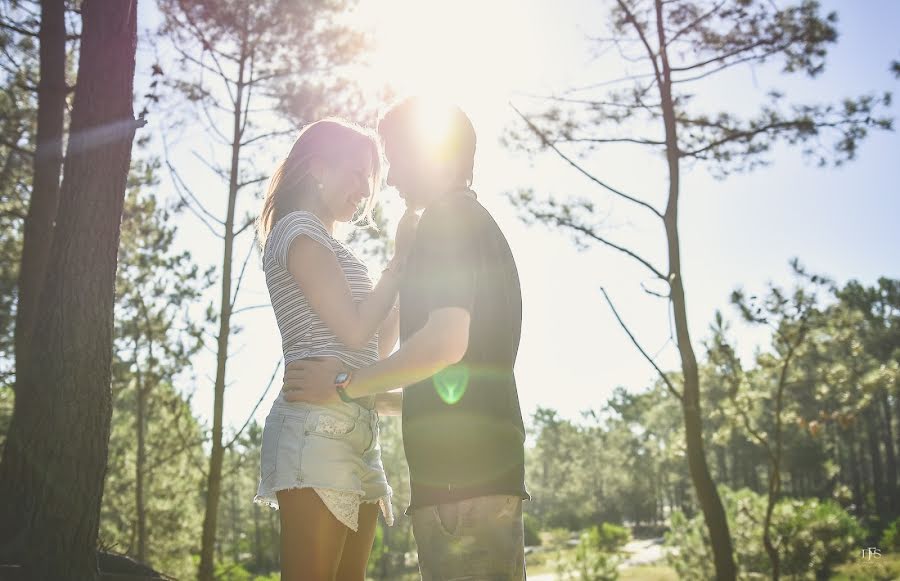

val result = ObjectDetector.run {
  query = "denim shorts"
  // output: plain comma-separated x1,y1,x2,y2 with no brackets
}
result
253,400,394,531
411,495,526,580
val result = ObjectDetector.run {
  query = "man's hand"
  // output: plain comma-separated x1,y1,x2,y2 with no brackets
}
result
282,358,347,404
393,207,420,264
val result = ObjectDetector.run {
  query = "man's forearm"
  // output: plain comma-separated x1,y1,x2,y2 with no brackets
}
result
345,321,458,399
374,390,403,415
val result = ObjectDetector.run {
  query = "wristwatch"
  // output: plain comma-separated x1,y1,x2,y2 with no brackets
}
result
334,371,355,403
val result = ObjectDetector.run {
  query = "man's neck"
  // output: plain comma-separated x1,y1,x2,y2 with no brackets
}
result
422,185,476,208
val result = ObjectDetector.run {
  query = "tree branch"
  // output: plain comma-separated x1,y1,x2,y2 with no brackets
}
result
225,359,282,450
0,138,34,157
241,128,296,147
559,137,666,146
231,303,271,315
616,0,663,90
192,149,229,181
163,148,225,238
237,175,268,190
601,287,682,401
0,20,37,37
563,71,659,94
199,102,233,146
665,0,727,47
230,239,255,312
510,103,664,219
234,216,255,237
528,207,667,281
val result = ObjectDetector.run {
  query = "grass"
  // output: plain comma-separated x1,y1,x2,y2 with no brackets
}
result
525,546,577,576
619,565,679,581
829,552,900,581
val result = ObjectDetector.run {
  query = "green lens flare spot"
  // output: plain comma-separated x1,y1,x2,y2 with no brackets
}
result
433,364,469,405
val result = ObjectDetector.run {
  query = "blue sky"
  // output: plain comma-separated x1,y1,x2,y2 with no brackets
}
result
136,0,900,432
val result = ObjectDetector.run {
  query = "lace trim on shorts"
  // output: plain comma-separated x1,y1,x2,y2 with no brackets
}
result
314,488,394,532
253,487,394,532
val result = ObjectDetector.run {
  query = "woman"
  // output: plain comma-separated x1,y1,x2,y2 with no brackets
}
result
253,118,414,580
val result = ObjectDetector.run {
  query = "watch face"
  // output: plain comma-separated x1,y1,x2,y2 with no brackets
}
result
334,372,349,384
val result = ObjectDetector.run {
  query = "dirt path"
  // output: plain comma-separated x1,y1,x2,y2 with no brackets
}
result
527,537,666,580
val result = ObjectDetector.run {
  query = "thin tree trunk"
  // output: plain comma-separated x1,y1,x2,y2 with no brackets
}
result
270,507,279,570
135,345,147,563
198,25,248,581
253,502,262,571
761,342,800,581
654,1,735,577
13,0,67,377
231,468,239,563
716,445,728,483
864,407,885,516
849,425,864,515
0,1,138,577
878,389,898,517
135,295,155,563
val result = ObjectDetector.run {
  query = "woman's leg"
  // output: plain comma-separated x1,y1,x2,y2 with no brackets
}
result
277,488,348,581
334,502,379,580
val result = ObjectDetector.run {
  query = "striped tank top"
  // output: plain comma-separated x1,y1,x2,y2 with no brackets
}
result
263,211,380,408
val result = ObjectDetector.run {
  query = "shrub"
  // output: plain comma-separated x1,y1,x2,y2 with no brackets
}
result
524,512,542,546
555,527,621,581
664,486,864,580
880,517,900,552
594,522,631,552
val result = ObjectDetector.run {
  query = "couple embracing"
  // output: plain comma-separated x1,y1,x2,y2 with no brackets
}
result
253,97,530,580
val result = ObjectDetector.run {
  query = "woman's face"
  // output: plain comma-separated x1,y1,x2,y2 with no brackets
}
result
320,149,376,222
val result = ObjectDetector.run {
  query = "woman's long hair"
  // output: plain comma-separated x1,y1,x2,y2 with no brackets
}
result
256,118,382,251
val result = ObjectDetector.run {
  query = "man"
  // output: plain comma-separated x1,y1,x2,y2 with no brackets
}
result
283,97,530,580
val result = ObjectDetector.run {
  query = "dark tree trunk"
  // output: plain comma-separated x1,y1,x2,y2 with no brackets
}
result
864,407,885,516
253,502,262,572
231,472,239,564
715,445,728,483
0,1,138,578
135,362,147,563
849,426,864,515
654,1,735,576
13,0,67,377
878,389,898,517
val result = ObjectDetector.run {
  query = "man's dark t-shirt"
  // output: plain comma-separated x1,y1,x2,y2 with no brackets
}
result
399,189,530,513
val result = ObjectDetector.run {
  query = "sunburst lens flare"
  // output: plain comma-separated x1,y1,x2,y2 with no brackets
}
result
432,363,469,405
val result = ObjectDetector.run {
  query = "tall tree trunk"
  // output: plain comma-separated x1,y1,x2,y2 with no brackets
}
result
231,469,239,563
761,344,799,581
715,445,728,483
253,502,262,572
864,407,885,517
13,0,67,378
0,1,138,577
849,426,864,515
654,1,735,577
878,389,898,518
198,27,247,581
135,352,147,563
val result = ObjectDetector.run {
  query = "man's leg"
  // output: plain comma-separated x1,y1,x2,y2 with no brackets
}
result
411,495,525,581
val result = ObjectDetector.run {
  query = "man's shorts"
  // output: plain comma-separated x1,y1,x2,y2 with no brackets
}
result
411,494,526,580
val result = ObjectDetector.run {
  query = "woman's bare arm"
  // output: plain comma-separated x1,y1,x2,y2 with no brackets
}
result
377,304,400,359
287,236,401,350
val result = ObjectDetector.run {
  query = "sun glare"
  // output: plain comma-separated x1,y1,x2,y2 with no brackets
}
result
351,0,542,108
